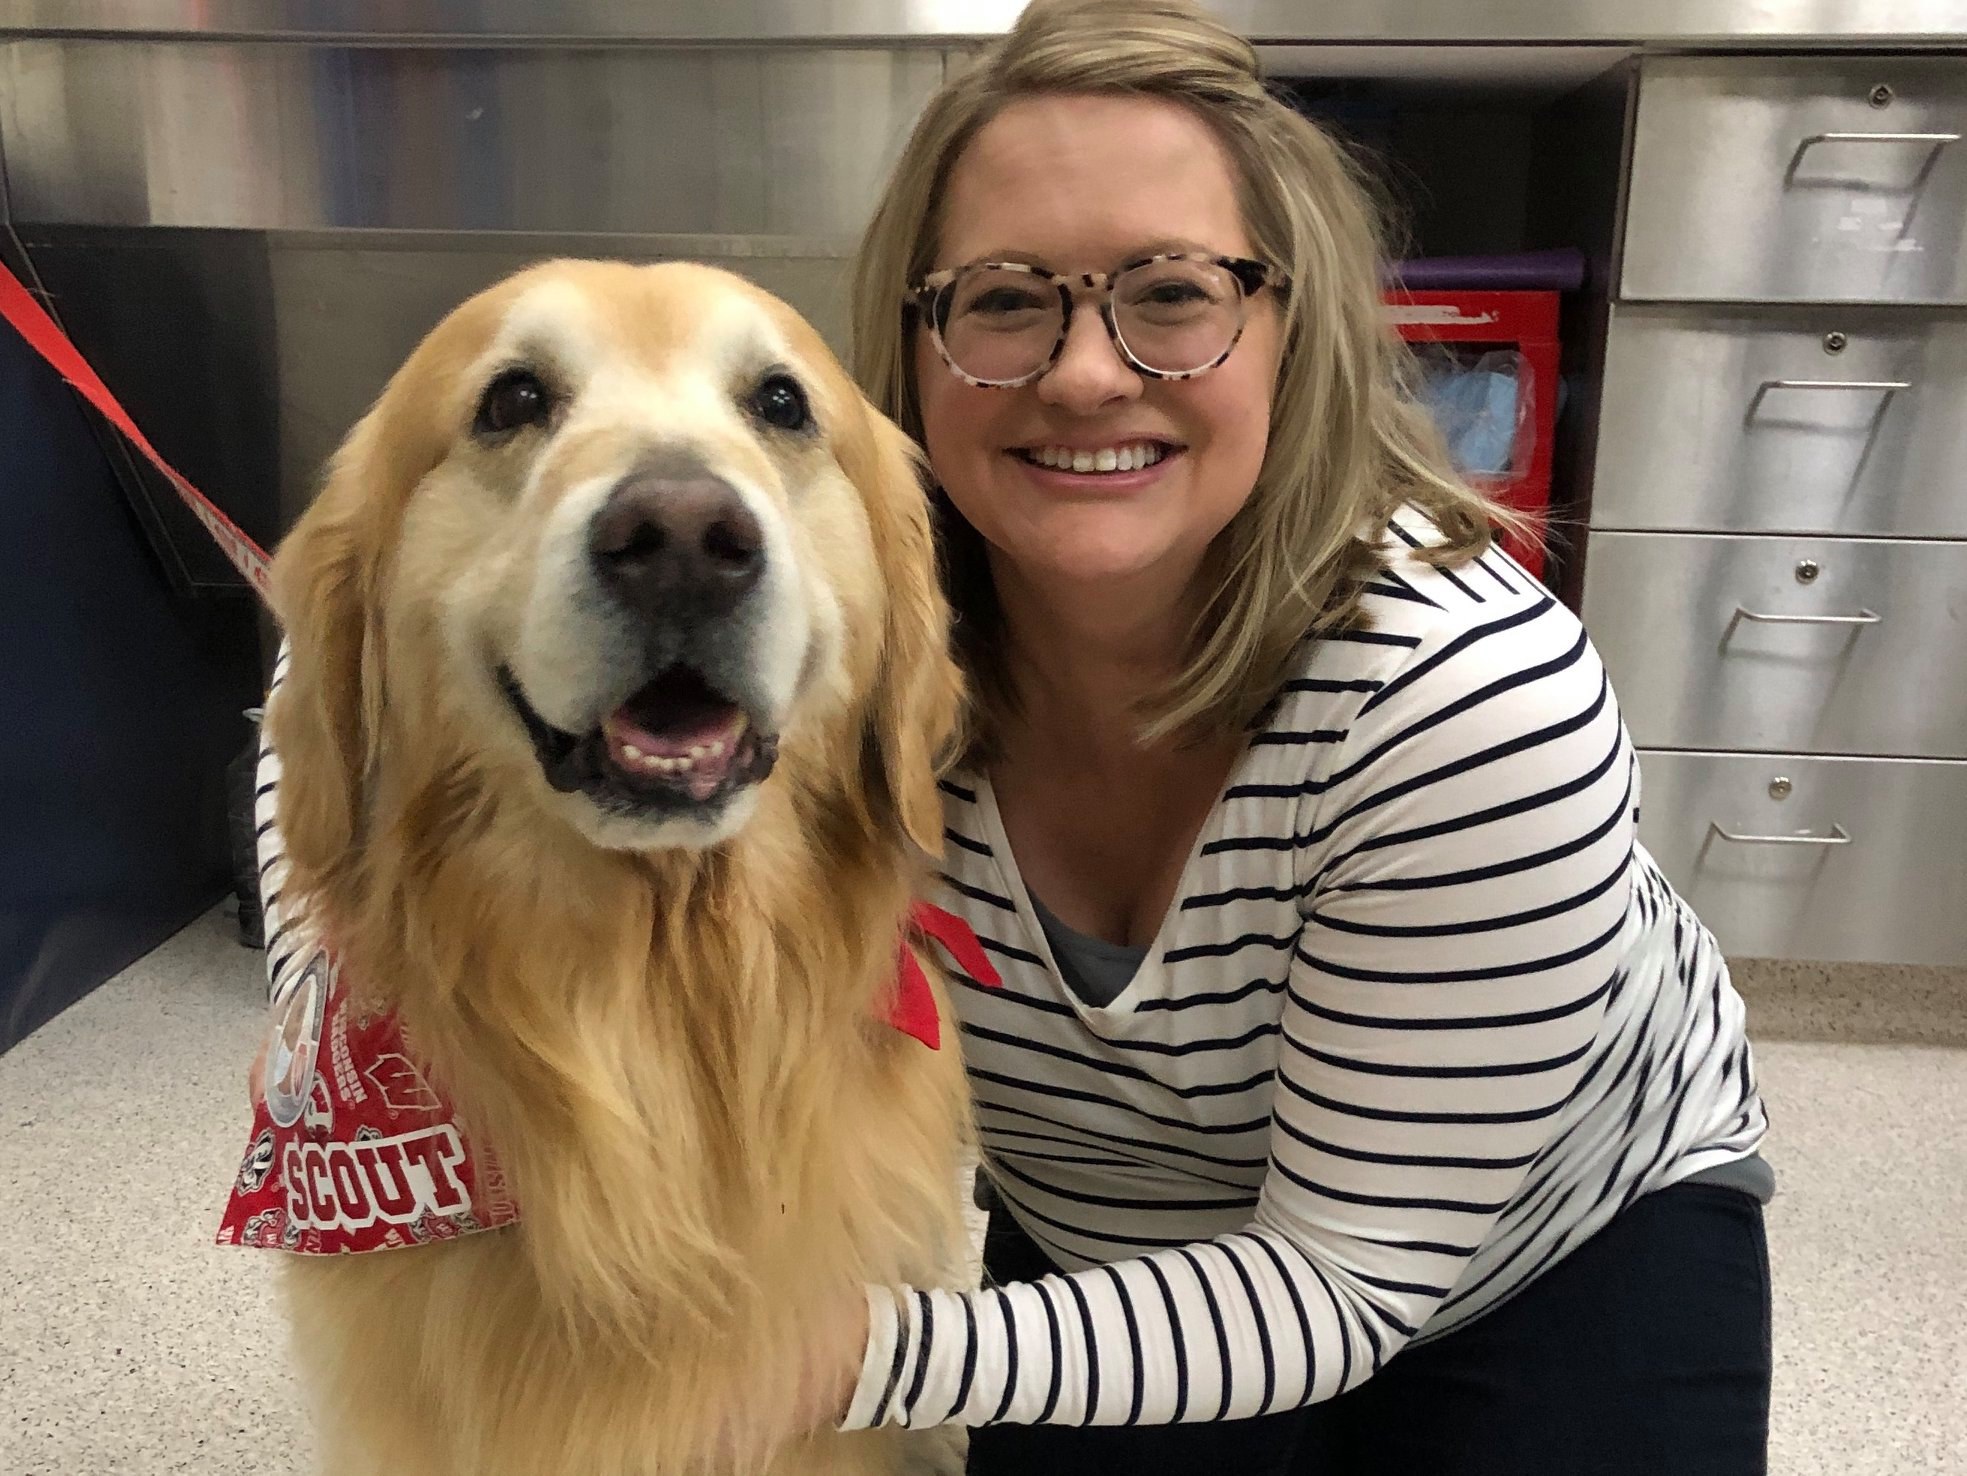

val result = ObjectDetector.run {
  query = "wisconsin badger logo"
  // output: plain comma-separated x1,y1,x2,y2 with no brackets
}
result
237,1128,277,1194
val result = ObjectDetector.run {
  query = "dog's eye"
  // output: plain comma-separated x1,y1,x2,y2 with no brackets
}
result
474,368,556,438
747,372,812,433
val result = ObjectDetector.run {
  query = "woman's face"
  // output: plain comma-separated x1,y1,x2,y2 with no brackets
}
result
916,92,1283,605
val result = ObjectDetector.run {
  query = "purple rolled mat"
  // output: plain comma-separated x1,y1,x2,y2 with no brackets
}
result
1387,248,1587,292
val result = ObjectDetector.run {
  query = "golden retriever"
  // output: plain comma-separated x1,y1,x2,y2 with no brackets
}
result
263,259,971,1475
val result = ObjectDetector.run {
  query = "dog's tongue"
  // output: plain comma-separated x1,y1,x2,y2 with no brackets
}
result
601,669,748,802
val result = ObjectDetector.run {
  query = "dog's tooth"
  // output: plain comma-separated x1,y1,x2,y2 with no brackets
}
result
1115,446,1135,472
622,743,643,761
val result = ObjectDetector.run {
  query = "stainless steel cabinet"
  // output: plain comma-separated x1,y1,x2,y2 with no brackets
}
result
1587,55,1967,964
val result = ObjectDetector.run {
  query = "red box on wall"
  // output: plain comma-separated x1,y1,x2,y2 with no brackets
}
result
1383,289,1559,581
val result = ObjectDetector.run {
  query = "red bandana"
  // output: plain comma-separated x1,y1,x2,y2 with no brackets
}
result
216,901,998,1256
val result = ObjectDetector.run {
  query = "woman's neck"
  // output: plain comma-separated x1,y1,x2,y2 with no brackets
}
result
991,555,1201,760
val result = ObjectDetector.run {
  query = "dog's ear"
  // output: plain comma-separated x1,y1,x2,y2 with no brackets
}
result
843,401,961,858
266,395,431,891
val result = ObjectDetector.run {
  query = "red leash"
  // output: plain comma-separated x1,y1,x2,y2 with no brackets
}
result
0,258,273,595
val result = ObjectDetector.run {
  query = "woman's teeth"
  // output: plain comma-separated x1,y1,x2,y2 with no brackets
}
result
1023,442,1166,473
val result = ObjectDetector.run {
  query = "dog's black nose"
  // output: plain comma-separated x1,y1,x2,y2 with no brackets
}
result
588,470,764,622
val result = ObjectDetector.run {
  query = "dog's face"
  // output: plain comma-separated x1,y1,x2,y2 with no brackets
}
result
270,260,954,867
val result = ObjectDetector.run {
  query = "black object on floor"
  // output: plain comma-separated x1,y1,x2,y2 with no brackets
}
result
224,721,265,950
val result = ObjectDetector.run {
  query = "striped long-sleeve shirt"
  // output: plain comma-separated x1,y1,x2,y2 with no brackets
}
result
252,643,323,1011
839,508,1768,1431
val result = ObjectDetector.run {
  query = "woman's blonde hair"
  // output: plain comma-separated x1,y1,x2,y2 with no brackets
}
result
851,0,1509,749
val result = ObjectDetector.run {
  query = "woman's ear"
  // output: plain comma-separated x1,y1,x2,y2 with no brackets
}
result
846,403,963,857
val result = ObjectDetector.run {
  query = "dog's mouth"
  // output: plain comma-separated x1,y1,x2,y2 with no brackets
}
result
497,664,779,814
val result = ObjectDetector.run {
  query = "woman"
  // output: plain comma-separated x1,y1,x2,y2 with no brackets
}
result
823,0,1773,1470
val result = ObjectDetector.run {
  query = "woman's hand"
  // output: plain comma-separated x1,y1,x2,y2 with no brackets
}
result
704,1290,871,1464
794,1289,871,1433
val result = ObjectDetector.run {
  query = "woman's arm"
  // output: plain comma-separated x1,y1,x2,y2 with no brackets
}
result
246,643,314,1101
843,592,1637,1429
252,642,324,1006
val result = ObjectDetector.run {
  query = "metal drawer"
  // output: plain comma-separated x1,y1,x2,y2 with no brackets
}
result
1634,750,1967,966
1590,303,1967,537
1583,532,1967,758
1624,57,1967,305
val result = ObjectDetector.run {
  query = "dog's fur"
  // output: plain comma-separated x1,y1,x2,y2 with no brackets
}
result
266,260,971,1475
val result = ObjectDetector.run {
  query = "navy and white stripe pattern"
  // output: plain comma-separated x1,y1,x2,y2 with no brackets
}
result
253,641,323,1008
841,508,1767,1430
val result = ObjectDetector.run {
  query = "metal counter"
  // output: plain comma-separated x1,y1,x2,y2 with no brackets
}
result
0,40,957,585
2,0,1966,44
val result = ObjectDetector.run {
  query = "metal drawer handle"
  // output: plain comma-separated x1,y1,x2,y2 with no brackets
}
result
1747,378,1909,419
1795,131,1963,152
1756,378,1910,394
1791,131,1963,175
1732,606,1883,628
1709,822,1853,848
1801,130,1959,150
1786,131,1961,186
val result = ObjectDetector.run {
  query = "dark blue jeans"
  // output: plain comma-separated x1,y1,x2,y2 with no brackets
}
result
967,1182,1771,1475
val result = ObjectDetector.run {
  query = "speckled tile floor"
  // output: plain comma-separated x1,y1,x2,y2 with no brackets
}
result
1,908,311,1475
2,909,1963,1474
